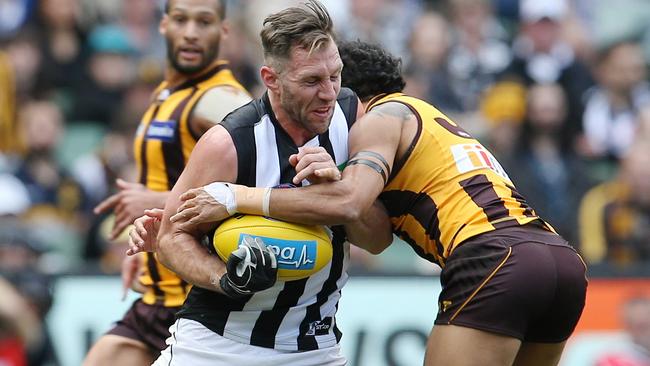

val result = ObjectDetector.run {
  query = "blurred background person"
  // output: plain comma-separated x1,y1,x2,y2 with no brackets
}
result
579,136,650,266
445,0,511,114
0,201,57,366
0,275,30,366
71,24,136,126
403,10,461,112
13,100,88,272
479,80,527,161
594,295,650,366
499,0,593,152
28,0,88,108
505,82,592,244
579,40,650,165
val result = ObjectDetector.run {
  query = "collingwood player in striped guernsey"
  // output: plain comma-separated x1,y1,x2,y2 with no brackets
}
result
172,41,589,366
130,2,392,365
84,0,250,365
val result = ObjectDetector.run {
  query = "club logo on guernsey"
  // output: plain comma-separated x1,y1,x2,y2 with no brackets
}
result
145,120,177,142
237,234,317,270
450,143,510,181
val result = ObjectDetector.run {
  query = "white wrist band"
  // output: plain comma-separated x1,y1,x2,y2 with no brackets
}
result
203,182,237,216
262,187,272,217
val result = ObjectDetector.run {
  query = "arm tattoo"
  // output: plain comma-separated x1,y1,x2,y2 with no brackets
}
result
368,102,414,122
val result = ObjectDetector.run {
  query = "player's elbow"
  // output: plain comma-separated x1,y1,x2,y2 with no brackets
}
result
366,238,392,255
340,201,363,223
350,229,392,255
329,181,366,222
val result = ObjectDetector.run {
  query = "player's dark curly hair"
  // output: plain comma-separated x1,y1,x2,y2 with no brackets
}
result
339,40,406,102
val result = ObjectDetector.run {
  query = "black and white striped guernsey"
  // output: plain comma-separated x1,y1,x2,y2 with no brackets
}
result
177,87,359,351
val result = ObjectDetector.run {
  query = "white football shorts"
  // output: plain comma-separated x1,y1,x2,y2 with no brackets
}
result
152,318,347,366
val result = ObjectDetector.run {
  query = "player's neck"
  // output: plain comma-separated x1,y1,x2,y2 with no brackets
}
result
267,91,315,147
165,59,222,89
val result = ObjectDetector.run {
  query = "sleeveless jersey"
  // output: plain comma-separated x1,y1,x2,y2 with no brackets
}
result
177,88,359,351
134,61,247,307
370,93,551,267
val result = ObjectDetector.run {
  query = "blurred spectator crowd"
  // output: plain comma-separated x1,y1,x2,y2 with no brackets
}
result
1,0,650,363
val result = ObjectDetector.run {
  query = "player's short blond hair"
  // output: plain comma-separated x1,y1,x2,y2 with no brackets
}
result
260,0,334,70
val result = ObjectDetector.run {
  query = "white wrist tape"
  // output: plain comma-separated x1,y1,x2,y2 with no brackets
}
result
203,182,237,216
262,187,272,217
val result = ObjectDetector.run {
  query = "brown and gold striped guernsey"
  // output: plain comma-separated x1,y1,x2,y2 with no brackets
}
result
134,61,247,307
369,93,555,267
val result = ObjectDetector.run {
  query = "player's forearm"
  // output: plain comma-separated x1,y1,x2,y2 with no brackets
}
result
344,200,393,254
235,180,361,225
157,231,226,292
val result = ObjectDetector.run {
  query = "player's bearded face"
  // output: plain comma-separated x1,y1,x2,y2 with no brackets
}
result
278,41,342,135
163,2,222,75
167,37,219,75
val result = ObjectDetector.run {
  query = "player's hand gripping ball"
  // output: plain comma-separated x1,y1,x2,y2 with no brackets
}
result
214,215,333,283
219,234,278,299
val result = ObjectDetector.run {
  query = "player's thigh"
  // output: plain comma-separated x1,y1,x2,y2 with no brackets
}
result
83,334,154,366
425,324,521,366
512,341,566,366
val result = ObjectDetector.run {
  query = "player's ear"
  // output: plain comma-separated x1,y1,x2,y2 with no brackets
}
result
219,18,230,40
260,65,280,92
159,14,168,36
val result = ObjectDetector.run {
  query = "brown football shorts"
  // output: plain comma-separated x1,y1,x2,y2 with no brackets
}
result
107,298,181,352
435,224,588,342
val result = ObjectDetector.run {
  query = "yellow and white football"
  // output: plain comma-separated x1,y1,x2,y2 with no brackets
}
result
213,215,333,282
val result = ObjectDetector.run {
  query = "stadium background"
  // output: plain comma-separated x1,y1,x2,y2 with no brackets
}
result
1,0,650,365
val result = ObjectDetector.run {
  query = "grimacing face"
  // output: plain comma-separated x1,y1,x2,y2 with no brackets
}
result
276,40,343,135
161,0,223,75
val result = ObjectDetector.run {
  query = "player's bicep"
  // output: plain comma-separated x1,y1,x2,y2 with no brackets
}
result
345,106,402,185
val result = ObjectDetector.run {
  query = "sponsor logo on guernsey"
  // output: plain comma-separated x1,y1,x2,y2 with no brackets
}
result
306,317,333,336
146,120,177,142
237,234,317,270
450,143,510,181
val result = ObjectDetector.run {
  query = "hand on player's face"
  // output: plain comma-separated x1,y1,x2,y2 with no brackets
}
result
290,146,341,185
126,208,163,256
171,187,230,230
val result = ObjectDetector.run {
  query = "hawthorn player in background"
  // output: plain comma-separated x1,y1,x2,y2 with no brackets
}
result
83,0,250,364
168,41,588,365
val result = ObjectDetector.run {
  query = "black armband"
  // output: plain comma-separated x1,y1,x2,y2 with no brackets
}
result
347,158,387,185
351,151,391,177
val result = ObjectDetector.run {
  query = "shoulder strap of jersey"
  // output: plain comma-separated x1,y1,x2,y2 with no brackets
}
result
221,97,267,187
336,87,359,129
